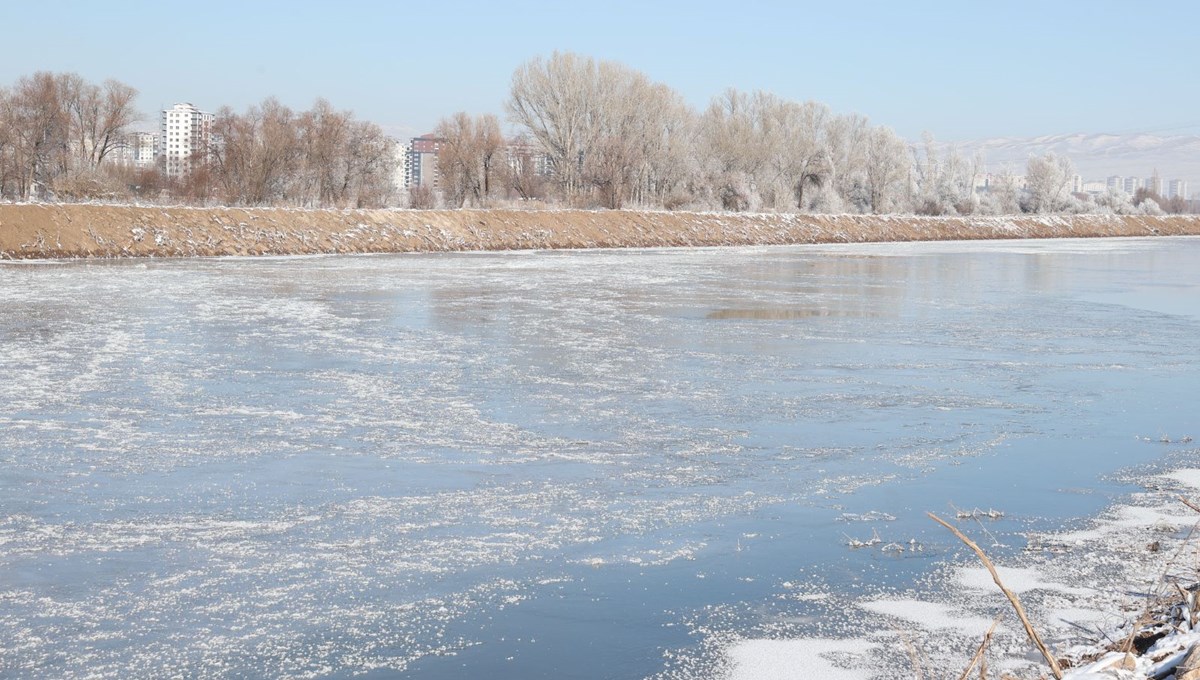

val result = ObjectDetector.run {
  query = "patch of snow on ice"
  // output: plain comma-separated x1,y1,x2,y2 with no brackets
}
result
1165,468,1200,491
858,598,996,636
727,638,875,680
955,565,1091,596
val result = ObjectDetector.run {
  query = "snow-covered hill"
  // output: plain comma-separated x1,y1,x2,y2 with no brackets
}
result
955,133,1200,194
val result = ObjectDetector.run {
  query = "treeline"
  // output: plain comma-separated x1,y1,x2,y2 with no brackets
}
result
0,73,395,207
434,52,1189,215
205,98,394,208
0,62,1193,215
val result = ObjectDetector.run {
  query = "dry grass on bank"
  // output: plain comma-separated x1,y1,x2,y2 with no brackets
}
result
2,203,1200,260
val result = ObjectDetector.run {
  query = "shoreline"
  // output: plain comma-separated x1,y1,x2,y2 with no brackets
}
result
2,203,1200,259
720,449,1200,679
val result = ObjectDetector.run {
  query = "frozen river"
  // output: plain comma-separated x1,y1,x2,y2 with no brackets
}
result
2,237,1200,678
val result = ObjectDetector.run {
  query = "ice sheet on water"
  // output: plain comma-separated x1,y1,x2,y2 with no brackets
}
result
3,239,1200,678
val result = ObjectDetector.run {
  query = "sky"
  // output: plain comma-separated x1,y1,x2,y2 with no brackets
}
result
4,0,1199,143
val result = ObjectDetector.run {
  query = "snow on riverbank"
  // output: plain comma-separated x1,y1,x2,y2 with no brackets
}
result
720,452,1200,679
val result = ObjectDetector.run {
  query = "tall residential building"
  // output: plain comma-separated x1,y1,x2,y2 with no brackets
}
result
1123,176,1142,195
1145,173,1164,196
1106,176,1124,192
406,134,443,189
131,131,158,169
1169,179,1189,200
390,138,410,193
159,103,214,179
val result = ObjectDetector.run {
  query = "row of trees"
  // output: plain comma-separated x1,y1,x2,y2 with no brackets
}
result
1,64,1192,214
432,51,1191,215
206,98,395,207
434,52,964,212
0,72,139,199
0,72,395,207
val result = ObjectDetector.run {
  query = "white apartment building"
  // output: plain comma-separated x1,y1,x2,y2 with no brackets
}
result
106,131,159,168
130,131,158,168
391,138,410,193
159,103,214,179
1144,174,1164,196
1168,180,1189,200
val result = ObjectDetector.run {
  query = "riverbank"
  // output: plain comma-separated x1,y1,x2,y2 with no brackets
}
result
721,450,1200,679
2,203,1200,259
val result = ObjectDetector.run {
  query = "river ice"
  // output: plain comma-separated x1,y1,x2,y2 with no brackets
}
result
2,237,1199,678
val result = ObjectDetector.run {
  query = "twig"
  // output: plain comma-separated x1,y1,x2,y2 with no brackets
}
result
1181,495,1200,515
928,511,1064,679
892,623,926,680
957,614,1002,680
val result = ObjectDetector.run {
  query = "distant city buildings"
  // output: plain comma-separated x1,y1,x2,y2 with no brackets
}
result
1031,172,1189,201
398,134,554,192
159,102,214,179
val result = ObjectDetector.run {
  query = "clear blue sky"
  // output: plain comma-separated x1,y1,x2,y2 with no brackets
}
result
4,0,1198,142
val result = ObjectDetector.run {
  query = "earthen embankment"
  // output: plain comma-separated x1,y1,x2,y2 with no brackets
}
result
2,204,1199,259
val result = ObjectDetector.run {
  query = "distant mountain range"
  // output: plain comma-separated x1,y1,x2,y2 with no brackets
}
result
953,133,1200,193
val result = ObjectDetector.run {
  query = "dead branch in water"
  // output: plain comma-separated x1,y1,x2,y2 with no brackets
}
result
928,512,1064,679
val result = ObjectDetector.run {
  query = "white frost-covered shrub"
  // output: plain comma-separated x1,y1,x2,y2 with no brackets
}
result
1138,198,1165,216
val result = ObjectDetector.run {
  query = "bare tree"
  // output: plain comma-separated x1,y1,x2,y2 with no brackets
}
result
699,89,768,211
500,133,549,202
508,51,695,208
63,76,139,172
435,112,504,207
508,52,595,201
7,72,70,198
209,98,301,205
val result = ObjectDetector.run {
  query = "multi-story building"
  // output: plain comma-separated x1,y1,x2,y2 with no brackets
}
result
129,131,158,169
1106,176,1124,192
1144,173,1164,196
1168,179,1189,200
391,138,411,194
159,103,214,179
505,140,552,178
405,134,443,189
1123,177,1142,195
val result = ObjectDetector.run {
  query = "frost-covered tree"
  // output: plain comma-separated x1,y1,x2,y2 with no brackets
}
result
1022,152,1075,214
1094,187,1135,215
857,126,909,213
910,134,978,215
698,89,767,211
1138,198,1165,216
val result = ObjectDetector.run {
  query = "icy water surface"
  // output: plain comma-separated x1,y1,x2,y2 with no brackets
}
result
2,237,1199,678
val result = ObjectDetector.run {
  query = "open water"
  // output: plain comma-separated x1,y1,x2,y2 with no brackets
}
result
2,237,1199,678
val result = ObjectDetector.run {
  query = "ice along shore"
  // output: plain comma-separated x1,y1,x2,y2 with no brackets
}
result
2,203,1200,259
